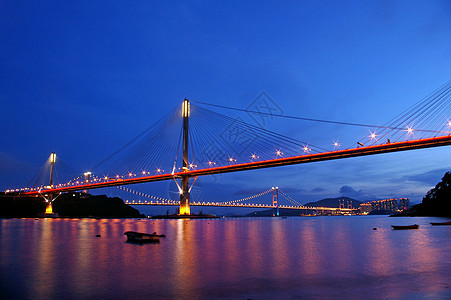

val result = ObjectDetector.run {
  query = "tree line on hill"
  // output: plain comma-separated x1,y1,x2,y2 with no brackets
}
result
393,172,450,217
0,192,143,218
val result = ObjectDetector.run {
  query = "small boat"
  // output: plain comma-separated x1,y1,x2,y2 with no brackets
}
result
430,221,451,226
391,224,419,230
124,231,166,243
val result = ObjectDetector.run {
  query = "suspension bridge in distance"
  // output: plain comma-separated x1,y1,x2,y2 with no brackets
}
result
5,81,451,215
122,186,357,215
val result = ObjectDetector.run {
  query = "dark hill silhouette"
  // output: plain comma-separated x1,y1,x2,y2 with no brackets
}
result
0,192,143,218
245,196,361,217
303,197,362,209
393,172,451,217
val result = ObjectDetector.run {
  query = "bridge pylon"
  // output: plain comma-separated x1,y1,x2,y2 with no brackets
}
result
179,99,191,215
272,186,279,216
45,152,56,214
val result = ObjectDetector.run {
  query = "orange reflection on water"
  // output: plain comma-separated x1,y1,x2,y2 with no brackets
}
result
366,227,395,276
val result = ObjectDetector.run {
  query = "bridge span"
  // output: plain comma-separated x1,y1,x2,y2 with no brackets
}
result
22,134,451,196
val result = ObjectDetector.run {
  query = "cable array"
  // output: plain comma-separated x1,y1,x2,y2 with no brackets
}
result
218,188,273,205
83,102,329,181
13,81,451,194
116,186,174,203
278,188,303,206
356,81,451,147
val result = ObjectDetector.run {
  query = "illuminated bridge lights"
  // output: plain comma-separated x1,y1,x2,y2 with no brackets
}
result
21,135,451,196
369,131,377,140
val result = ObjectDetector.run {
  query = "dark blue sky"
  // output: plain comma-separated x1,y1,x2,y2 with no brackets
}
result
1,1,450,206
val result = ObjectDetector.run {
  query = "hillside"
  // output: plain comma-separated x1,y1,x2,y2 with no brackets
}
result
303,197,362,209
245,196,361,217
0,192,143,218
393,172,451,217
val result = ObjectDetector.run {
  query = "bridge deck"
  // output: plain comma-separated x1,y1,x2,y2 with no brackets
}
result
23,135,451,195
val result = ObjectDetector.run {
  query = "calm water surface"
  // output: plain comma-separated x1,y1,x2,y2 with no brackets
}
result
1,216,450,299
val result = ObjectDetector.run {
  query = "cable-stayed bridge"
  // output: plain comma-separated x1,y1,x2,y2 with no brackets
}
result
5,81,451,215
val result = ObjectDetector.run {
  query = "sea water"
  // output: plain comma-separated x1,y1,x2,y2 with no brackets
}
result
1,216,450,299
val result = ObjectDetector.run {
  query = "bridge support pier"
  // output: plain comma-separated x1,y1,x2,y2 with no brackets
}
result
180,175,190,215
45,196,54,214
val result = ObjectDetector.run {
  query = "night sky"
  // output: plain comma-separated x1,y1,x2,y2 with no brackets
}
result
1,1,450,207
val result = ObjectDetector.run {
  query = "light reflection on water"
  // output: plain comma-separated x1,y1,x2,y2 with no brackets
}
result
1,216,450,299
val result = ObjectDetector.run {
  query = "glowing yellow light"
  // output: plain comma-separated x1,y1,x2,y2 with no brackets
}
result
333,141,340,148
50,153,56,163
276,150,283,156
447,120,451,127
157,168,161,173
406,126,414,134
303,146,310,153
369,131,377,140
182,99,190,117
180,205,190,215
142,171,146,175
45,202,53,214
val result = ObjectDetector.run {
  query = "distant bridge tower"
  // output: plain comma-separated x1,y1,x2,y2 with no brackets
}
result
339,199,345,209
83,171,91,194
45,152,56,214
272,186,279,216
49,152,56,188
180,99,191,215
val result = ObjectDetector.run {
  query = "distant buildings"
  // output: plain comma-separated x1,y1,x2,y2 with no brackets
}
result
398,198,410,210
359,198,409,214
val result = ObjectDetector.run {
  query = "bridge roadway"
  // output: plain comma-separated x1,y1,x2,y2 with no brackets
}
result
126,201,356,213
23,135,451,196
